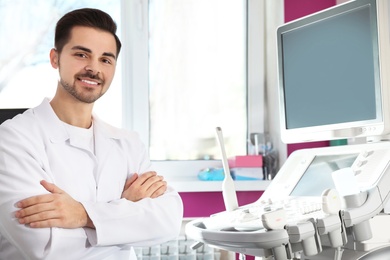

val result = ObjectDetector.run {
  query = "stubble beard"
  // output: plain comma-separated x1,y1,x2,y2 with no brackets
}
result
59,78,104,104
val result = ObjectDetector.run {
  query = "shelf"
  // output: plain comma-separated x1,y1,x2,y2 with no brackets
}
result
166,175,271,192
153,160,271,192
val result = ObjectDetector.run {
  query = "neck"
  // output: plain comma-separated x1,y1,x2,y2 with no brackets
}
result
50,95,94,129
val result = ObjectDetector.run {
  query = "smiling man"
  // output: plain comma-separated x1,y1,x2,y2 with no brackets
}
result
0,8,183,260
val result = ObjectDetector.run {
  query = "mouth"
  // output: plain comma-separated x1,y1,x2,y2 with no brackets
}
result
78,77,102,87
80,78,99,85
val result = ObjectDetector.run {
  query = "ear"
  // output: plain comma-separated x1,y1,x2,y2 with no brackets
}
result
50,48,59,69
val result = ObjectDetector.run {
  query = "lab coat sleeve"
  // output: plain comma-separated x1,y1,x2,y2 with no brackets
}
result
82,187,183,247
0,119,58,259
82,128,184,247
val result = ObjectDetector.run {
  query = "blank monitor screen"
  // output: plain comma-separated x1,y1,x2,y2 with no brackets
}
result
282,4,378,130
290,153,358,197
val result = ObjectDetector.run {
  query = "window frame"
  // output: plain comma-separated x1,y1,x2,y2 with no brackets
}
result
120,0,268,176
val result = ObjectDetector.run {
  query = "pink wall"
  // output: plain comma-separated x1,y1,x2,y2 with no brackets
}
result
180,191,263,217
285,0,337,22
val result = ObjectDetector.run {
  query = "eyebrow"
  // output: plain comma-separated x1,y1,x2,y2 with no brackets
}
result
71,45,117,60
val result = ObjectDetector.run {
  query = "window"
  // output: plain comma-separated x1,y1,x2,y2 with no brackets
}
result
148,0,247,160
123,0,266,162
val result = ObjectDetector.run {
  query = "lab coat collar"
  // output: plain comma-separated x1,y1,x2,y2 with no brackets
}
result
33,98,68,143
33,98,122,144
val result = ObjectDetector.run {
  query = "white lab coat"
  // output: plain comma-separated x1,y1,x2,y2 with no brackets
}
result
0,99,184,260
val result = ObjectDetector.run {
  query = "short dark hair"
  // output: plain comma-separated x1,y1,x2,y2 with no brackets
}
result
55,8,122,57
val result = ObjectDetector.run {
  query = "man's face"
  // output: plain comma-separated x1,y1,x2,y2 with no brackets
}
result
51,26,118,104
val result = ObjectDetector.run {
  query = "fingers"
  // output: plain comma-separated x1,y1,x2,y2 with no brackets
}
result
142,173,163,188
123,173,138,190
139,173,166,196
17,193,54,209
16,205,57,225
122,171,167,201
40,180,64,194
150,181,167,198
15,195,58,226
16,194,88,229
137,171,158,184
16,180,59,208
15,181,89,229
131,171,164,192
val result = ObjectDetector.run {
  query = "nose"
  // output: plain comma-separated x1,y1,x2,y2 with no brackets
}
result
84,63,100,76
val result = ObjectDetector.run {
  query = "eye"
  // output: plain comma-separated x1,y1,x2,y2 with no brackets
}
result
75,53,87,58
101,58,113,65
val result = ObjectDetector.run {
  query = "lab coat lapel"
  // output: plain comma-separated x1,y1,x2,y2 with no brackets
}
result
92,116,117,168
33,98,69,144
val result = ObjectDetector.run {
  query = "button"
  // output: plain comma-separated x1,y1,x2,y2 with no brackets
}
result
355,160,364,167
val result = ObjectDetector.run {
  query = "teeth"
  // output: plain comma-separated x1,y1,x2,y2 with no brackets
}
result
81,79,98,85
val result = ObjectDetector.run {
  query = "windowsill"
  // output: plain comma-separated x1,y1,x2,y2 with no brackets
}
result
153,160,271,192
168,176,271,192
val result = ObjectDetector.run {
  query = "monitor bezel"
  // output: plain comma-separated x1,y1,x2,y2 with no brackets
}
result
277,0,390,144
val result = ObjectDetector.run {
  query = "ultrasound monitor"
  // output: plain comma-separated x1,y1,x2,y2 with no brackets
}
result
289,153,358,197
277,0,390,144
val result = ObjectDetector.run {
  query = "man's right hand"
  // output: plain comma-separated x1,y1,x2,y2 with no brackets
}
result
121,171,167,201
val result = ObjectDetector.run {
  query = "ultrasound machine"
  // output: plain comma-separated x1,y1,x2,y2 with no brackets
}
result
185,0,390,259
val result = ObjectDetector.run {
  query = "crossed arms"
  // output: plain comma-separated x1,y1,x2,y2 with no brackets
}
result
15,171,167,229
